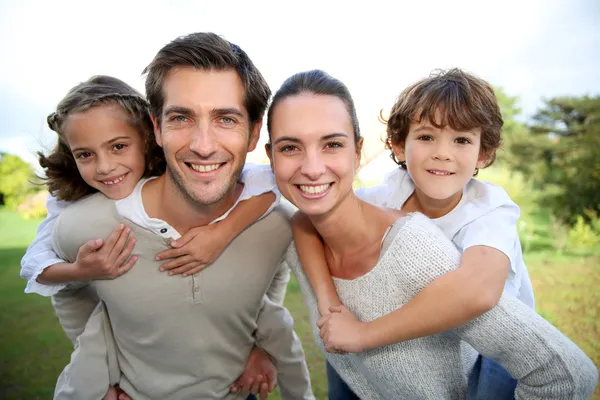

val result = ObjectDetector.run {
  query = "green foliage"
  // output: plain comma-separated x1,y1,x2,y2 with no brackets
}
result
567,212,600,250
0,153,38,210
506,96,600,224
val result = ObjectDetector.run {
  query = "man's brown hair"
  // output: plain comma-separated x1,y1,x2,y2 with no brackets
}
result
39,75,165,201
384,68,503,169
143,32,271,127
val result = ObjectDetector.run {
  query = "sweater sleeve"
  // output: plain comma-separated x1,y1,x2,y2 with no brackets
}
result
254,296,314,400
54,302,120,400
395,215,598,399
266,260,291,306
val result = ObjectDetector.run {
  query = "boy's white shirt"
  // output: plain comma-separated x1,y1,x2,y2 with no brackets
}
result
20,163,279,297
355,168,535,309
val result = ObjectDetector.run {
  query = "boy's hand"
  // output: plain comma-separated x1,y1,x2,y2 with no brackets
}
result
74,224,137,280
231,346,277,400
156,224,230,276
317,305,367,354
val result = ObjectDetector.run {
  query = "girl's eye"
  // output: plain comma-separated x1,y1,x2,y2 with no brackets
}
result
76,152,91,159
455,137,472,145
417,135,433,141
113,143,127,151
325,141,343,149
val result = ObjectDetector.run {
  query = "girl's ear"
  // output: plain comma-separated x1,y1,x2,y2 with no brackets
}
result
151,114,162,147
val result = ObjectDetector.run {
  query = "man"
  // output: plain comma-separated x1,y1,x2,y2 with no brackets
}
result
51,32,313,399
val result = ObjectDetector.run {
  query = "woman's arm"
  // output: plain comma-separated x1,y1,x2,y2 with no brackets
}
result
292,212,342,316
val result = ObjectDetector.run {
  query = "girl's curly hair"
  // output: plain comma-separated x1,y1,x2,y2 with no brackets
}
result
39,75,165,201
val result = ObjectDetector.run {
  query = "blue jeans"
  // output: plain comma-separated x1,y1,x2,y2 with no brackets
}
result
327,361,360,400
467,355,517,400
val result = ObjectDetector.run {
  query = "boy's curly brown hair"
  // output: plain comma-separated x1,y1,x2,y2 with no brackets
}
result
383,68,503,170
39,75,165,202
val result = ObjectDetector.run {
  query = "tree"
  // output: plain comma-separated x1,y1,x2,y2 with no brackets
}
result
507,96,600,224
0,152,39,209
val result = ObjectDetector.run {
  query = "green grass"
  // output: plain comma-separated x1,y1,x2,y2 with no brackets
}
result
0,208,598,399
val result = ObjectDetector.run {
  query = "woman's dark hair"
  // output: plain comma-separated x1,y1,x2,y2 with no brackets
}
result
267,70,361,146
39,75,165,201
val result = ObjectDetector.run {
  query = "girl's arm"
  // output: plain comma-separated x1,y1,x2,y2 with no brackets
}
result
156,191,276,275
292,212,341,316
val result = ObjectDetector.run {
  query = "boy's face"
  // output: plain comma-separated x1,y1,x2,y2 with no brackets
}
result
392,117,488,203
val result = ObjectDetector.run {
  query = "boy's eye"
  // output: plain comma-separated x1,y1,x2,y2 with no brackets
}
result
417,135,433,141
455,137,472,145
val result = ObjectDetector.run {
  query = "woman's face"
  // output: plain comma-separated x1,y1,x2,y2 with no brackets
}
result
267,93,361,217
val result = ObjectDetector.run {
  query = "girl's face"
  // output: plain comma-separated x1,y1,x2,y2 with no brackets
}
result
392,114,488,204
267,93,361,217
63,104,147,200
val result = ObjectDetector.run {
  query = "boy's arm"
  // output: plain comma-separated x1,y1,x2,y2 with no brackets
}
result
360,245,508,349
156,191,276,275
292,212,341,316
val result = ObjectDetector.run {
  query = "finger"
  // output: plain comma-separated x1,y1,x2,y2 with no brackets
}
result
155,246,186,261
108,226,132,262
79,238,104,258
316,314,330,329
266,370,277,392
250,374,262,394
114,237,136,268
101,224,125,255
117,255,138,276
168,262,204,276
259,382,269,400
242,377,254,392
181,263,209,277
160,255,194,272
329,305,343,313
169,229,198,248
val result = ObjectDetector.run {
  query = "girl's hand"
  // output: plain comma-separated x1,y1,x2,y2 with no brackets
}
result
74,224,137,280
231,346,277,400
316,305,368,354
155,224,230,276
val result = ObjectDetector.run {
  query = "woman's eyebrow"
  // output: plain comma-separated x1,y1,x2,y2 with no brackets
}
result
273,136,301,145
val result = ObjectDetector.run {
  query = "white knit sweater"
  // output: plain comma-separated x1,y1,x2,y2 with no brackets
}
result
286,213,598,399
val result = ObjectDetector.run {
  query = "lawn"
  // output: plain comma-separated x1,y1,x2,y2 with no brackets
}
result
0,208,598,399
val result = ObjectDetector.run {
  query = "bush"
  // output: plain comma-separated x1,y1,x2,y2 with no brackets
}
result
567,212,600,250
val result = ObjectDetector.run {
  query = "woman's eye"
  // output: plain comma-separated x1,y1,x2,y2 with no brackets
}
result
279,145,298,153
325,141,343,149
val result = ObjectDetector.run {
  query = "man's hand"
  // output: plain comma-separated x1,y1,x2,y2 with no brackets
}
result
231,346,277,400
74,224,137,280
103,385,130,400
316,305,368,354
156,224,230,276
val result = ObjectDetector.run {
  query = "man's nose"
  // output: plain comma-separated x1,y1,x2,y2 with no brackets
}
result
189,123,217,158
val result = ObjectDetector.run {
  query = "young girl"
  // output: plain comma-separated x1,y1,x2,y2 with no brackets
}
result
294,69,535,397
20,75,278,396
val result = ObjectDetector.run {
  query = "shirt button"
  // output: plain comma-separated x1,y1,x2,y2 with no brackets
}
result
193,286,200,292
193,273,199,277
160,228,167,234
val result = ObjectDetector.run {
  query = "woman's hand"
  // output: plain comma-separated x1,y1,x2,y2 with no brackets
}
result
317,305,369,354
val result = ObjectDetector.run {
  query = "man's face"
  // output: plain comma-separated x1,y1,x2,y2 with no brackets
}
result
153,67,260,206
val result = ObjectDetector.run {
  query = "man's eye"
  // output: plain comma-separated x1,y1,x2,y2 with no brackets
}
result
171,115,187,122
220,117,234,124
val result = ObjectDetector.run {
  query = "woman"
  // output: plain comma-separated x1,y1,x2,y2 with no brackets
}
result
265,69,598,399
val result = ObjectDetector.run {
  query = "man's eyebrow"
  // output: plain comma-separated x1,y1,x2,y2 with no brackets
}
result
211,107,244,118
164,105,195,116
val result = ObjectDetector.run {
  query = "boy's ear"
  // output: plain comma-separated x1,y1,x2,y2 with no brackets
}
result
151,114,162,148
477,149,495,169
265,143,274,170
391,141,406,164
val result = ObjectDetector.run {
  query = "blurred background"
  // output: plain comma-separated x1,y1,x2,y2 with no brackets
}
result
0,0,598,398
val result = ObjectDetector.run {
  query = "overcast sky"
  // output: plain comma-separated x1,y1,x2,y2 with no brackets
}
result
0,0,598,175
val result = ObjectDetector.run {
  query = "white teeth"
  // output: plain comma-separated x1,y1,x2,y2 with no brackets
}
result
190,163,220,172
299,184,331,194
103,175,125,185
429,170,452,176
